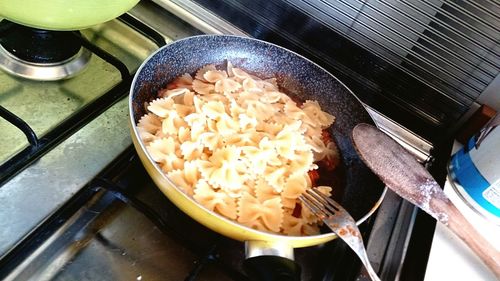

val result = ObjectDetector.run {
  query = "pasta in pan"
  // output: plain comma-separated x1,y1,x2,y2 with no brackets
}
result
137,62,340,235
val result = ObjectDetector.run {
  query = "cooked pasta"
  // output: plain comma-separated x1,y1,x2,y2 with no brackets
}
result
136,62,339,235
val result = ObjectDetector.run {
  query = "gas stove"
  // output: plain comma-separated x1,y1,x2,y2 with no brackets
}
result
0,1,453,280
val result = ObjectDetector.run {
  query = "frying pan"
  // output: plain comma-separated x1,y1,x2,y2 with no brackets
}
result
0,0,139,31
129,35,385,280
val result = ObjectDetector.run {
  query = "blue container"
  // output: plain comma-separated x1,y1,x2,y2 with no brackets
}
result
448,115,500,225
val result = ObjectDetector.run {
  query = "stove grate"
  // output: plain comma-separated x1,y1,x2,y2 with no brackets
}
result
0,17,165,185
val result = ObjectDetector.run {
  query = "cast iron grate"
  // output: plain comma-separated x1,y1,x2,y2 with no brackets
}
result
0,15,166,186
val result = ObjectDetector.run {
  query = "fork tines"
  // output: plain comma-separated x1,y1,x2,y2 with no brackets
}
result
300,188,381,281
299,188,340,218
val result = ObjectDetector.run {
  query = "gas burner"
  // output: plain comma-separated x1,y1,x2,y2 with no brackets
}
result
0,46,91,81
0,21,91,81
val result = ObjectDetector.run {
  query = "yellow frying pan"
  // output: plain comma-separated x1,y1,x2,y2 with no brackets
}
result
129,35,386,280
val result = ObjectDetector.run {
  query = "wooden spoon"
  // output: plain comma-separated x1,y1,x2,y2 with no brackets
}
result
352,123,500,279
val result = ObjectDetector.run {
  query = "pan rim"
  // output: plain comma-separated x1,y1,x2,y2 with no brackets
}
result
128,34,387,243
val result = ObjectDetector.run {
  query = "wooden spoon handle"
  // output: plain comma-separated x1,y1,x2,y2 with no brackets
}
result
433,197,500,279
352,123,500,279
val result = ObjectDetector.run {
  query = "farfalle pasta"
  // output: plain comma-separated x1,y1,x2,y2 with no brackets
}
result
137,62,340,235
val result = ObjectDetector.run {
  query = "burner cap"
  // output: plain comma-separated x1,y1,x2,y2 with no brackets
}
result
0,20,91,80
0,45,91,81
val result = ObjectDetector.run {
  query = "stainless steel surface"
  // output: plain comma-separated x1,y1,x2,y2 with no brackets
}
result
300,188,381,281
366,193,418,281
3,186,234,281
0,98,131,257
364,105,432,162
127,0,204,41
152,0,247,36
0,49,121,164
0,46,91,81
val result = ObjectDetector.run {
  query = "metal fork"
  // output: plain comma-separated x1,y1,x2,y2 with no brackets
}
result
300,188,381,281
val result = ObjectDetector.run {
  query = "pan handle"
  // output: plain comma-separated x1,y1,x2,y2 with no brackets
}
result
243,241,301,281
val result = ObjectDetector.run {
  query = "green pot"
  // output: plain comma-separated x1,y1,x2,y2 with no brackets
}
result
0,0,140,30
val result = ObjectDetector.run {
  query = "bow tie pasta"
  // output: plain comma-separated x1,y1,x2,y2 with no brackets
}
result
137,62,340,236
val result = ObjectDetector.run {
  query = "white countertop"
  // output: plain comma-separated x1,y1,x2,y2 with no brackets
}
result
424,174,500,280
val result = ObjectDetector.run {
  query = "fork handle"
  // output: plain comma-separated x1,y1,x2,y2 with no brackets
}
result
337,235,380,281
355,249,381,281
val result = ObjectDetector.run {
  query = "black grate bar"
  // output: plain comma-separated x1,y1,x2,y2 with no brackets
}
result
92,176,209,253
93,178,176,235
95,175,250,281
0,82,130,185
118,13,167,48
73,32,131,81
0,32,133,183
0,14,167,185
0,105,39,147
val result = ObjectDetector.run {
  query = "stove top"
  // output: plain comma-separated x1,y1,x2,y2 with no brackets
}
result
0,1,452,280
1,148,348,281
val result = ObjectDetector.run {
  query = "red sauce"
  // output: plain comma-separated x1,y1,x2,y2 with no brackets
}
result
306,170,318,187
